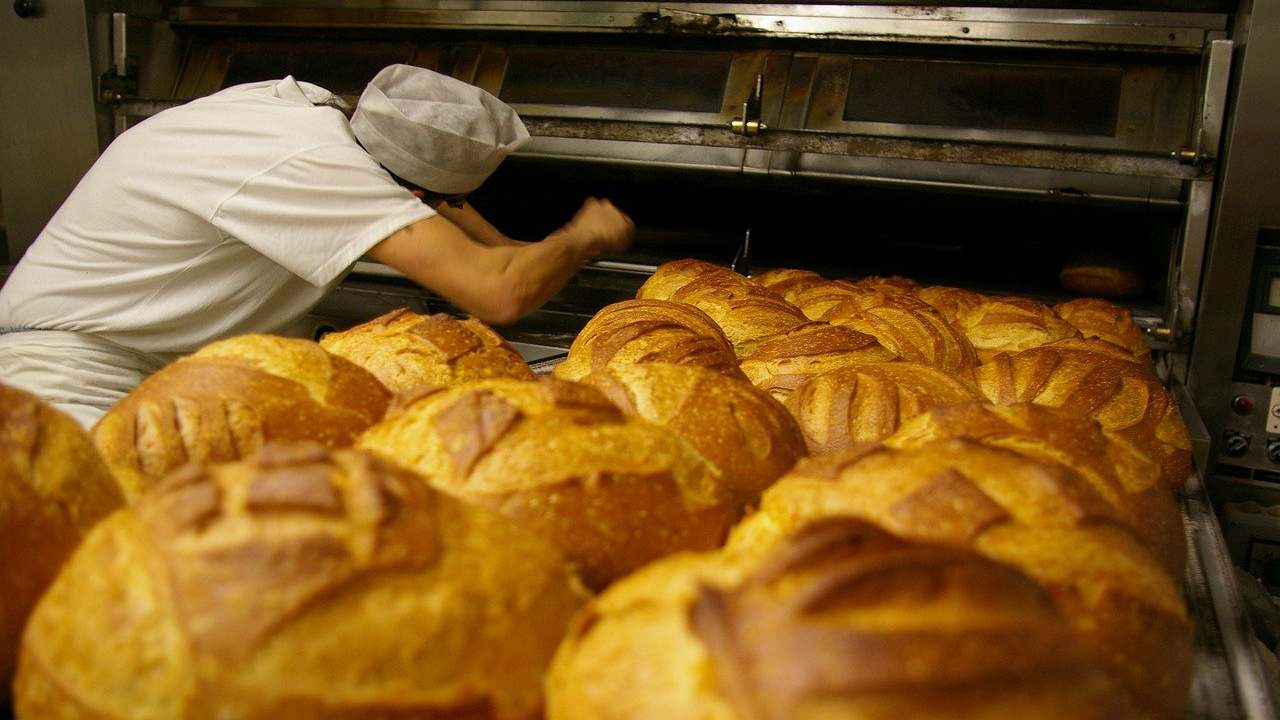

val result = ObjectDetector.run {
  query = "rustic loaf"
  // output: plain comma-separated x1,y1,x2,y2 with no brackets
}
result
548,517,1133,720
668,274,810,357
0,384,123,698
913,285,990,324
635,258,739,301
92,335,391,499
1053,298,1150,361
357,378,735,590
14,444,587,719
319,308,533,392
739,322,896,403
956,297,1080,361
822,302,980,374
752,267,827,302
553,299,743,382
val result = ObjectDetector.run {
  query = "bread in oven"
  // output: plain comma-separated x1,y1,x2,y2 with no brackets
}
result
739,322,896,403
822,302,980,374
1053,298,1150,362
956,297,1080,362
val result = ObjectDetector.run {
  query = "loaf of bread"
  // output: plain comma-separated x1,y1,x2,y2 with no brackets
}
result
357,378,735,590
585,363,805,503
788,279,870,320
1045,337,1149,365
914,285,989,324
0,384,123,697
751,267,826,301
823,302,980,374
668,276,809,357
14,444,587,719
1054,298,1150,361
885,402,1184,576
1060,263,1144,298
738,322,896,403
554,299,743,382
92,335,391,499
975,346,1191,489
956,297,1081,361
635,258,740,301
728,441,1191,719
319,308,533,392
785,362,983,453
549,517,1132,720
850,274,922,294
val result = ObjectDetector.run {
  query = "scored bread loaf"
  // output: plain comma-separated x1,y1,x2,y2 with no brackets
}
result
548,517,1133,720
92,335,391,499
14,444,587,719
1045,337,1150,365
788,280,871,321
727,441,1192,719
850,274,922,294
0,384,124,697
739,322,896,403
956,297,1081,361
751,267,827,302
1053,298,1150,361
785,362,983,454
975,346,1191,489
913,285,989,324
357,378,736,590
584,363,806,503
822,302,980,374
635,259,739,301
668,275,809,357
553,299,744,382
885,402,1184,576
1060,263,1144,298
319,308,533,392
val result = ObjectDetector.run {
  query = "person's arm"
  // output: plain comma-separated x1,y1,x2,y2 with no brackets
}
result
368,198,633,325
434,202,528,247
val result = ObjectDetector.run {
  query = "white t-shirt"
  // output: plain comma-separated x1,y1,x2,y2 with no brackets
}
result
0,77,435,357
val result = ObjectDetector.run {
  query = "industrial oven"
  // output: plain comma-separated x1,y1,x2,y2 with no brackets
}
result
2,1,1279,715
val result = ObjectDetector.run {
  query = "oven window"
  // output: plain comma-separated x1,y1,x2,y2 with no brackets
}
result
844,58,1122,136
500,48,730,112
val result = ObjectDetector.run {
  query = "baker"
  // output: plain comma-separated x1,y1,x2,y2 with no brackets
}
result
0,64,634,427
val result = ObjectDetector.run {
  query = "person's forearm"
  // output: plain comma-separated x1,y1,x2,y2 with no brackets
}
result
495,230,594,317
437,203,527,247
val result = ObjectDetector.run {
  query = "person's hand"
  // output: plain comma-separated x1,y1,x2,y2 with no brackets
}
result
561,198,635,256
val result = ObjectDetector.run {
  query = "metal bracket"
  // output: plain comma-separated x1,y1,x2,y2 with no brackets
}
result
730,73,767,136
1173,38,1234,168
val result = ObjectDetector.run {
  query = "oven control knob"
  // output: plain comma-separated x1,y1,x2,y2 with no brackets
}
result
13,0,42,18
1267,438,1280,464
1224,431,1251,458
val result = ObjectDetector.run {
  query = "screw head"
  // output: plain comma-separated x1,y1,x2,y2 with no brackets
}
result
13,0,42,19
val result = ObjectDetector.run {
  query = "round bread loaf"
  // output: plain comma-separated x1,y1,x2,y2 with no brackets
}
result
357,378,735,590
548,517,1133,720
850,274,921,294
975,346,1191,489
739,322,896,403
885,402,1184,576
788,279,868,321
1053,298,1150,361
785,362,983,453
0,384,123,697
822,303,979,374
727,441,1191,719
14,444,587,719
554,299,744,383
956,297,1080,361
914,285,989,324
584,363,806,503
669,275,809,357
1044,337,1150,365
319,308,533,392
1060,263,1144,298
636,259,739,301
92,335,391,499
751,267,826,302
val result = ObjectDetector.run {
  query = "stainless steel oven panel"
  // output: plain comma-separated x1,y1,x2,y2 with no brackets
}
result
516,136,747,171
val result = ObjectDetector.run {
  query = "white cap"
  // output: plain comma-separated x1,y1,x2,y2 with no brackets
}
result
350,65,529,194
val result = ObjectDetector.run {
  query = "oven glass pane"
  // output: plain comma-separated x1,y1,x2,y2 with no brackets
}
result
500,48,730,112
844,58,1122,136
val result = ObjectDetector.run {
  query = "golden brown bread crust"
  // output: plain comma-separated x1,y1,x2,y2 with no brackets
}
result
752,268,828,302
956,297,1081,361
0,384,123,697
1053,299,1150,361
635,259,739,301
668,274,809,357
885,402,1184,576
584,363,806,504
975,346,1191,490
548,517,1132,720
1060,264,1144,298
822,303,980,374
320,308,533,392
788,279,871,321
785,362,983,453
850,274,922,294
14,444,586,719
739,323,897,403
92,335,391,500
357,378,735,590
727,441,1191,719
553,299,744,383
1044,337,1149,364
914,285,990,324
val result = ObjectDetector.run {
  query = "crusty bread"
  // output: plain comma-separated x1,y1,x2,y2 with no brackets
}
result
785,362,983,453
739,323,896,403
975,346,1191,490
0,384,123,697
584,363,806,503
14,444,586,719
751,267,827,302
822,303,980,374
1060,264,1144,298
886,402,1184,576
319,308,533,392
91,335,390,500
850,274,922,294
956,297,1080,361
554,299,744,383
914,285,990,324
548,517,1132,720
1053,298,1150,361
1044,337,1149,365
727,441,1191,719
635,259,738,301
668,274,809,357
357,378,736,590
